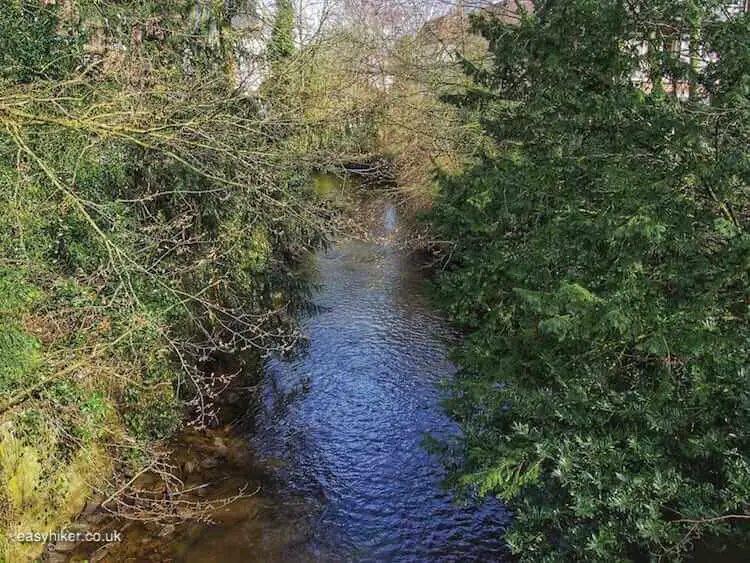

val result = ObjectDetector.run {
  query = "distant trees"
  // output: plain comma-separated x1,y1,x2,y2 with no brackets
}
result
429,1,750,560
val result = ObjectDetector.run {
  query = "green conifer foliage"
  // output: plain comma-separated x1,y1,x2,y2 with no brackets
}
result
268,0,295,62
429,1,750,560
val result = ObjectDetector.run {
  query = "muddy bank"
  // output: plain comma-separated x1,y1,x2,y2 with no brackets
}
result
61,366,319,563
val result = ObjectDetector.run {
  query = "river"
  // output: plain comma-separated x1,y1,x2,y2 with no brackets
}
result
246,199,509,561
68,197,509,562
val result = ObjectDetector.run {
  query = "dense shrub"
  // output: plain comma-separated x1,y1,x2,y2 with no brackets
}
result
0,2,327,559
429,2,750,560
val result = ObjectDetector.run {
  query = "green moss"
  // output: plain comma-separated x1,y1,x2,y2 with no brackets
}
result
0,425,108,562
0,269,43,395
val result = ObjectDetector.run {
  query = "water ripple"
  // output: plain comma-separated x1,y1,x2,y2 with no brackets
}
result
252,230,509,562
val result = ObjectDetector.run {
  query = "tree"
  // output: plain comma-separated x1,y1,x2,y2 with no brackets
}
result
269,0,296,61
429,1,750,560
0,2,327,559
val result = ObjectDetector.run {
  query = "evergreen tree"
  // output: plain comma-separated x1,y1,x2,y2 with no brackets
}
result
269,0,295,62
429,1,750,560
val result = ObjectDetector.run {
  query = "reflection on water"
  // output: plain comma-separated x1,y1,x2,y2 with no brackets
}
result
383,202,398,234
249,201,509,561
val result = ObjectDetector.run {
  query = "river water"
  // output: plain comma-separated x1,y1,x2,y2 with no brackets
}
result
246,201,509,561
70,198,509,562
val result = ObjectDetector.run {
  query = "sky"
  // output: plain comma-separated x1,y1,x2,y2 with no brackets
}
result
241,0,500,44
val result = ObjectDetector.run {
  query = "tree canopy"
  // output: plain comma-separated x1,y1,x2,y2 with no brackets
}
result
428,1,750,560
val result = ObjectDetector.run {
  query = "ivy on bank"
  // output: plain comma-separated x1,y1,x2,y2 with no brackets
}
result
0,2,327,559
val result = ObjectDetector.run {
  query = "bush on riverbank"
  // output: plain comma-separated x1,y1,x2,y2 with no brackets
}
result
0,3,326,559
429,2,750,560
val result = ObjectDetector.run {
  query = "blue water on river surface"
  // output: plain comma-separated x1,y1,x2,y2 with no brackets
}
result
251,201,510,562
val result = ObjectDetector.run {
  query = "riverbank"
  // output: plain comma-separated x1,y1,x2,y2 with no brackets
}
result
55,341,305,562
54,186,508,562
